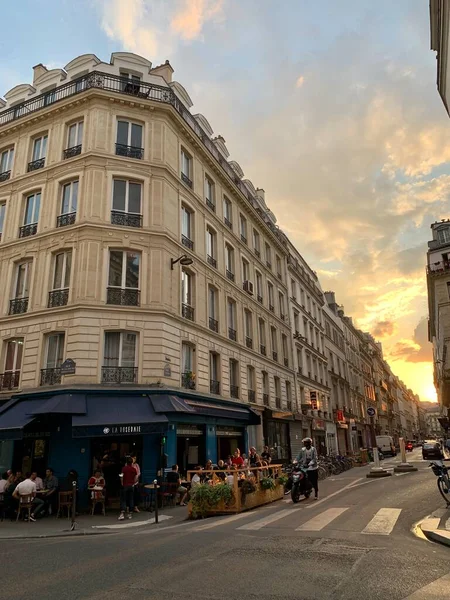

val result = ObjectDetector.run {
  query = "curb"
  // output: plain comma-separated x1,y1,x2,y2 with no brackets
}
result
419,508,450,547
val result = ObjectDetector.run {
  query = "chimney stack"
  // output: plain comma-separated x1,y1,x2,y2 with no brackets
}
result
33,63,48,85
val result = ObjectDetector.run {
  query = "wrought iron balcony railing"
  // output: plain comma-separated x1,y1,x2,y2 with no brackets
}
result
115,143,144,160
248,389,255,403
263,393,269,406
266,261,272,269
181,372,196,390
40,368,62,386
210,380,220,394
275,397,281,409
284,358,289,367
56,212,76,228
19,223,37,238
9,297,28,315
272,351,278,362
230,385,239,399
63,145,82,159
224,217,232,229
106,287,140,306
269,304,274,312
0,370,20,391
111,211,142,228
206,199,215,212
102,366,138,384
209,317,219,332
182,235,194,250
0,71,287,249
48,289,69,308
246,337,253,349
286,400,292,412
181,172,192,188
240,234,247,244
260,344,266,356
226,269,235,282
207,254,217,268
228,327,237,341
254,248,260,258
182,303,194,321
427,261,450,276
0,170,11,182
257,294,263,303
27,158,45,172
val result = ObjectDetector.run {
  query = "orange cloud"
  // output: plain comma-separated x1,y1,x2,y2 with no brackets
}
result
372,320,397,338
171,0,224,41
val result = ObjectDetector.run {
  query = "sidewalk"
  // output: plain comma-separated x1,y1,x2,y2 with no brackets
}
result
0,505,188,539
419,507,450,547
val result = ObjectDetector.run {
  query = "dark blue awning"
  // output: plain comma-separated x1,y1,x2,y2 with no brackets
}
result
72,395,168,438
0,399,47,440
28,393,86,415
182,398,261,425
149,394,196,413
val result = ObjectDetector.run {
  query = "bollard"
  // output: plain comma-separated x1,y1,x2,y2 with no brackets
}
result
394,437,418,472
154,479,159,524
70,480,77,531
367,446,391,478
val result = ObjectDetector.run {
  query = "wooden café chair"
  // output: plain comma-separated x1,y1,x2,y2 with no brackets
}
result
16,494,34,522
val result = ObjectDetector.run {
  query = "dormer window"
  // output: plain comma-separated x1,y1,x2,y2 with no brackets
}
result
438,228,450,244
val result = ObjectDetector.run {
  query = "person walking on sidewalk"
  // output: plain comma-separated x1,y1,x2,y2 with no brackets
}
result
297,438,319,500
118,456,137,520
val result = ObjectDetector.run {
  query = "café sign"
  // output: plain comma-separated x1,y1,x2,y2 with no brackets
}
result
103,425,142,435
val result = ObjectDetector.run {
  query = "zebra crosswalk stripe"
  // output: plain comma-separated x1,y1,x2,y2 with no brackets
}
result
295,507,349,531
237,507,303,531
361,508,402,535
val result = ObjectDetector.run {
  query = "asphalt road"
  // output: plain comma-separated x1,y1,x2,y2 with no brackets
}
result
3,449,450,600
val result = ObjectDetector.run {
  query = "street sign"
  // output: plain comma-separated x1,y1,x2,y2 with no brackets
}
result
60,358,76,376
367,407,376,417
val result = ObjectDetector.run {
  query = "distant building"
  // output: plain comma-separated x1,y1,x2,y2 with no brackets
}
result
430,0,450,115
426,220,450,415
424,403,443,439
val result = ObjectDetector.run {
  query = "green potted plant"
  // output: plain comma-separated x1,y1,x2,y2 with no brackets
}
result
190,483,234,518
260,477,276,490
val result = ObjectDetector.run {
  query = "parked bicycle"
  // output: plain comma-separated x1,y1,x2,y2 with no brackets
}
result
430,460,450,505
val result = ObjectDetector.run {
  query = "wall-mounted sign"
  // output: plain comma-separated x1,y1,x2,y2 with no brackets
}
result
60,358,76,376
24,431,51,439
164,365,171,377
367,407,376,417
103,425,142,435
335,410,345,423
312,419,325,431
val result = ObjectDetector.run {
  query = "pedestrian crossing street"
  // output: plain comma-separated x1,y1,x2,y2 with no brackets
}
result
144,504,406,537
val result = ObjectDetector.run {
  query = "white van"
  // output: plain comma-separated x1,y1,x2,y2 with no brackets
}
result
376,435,397,457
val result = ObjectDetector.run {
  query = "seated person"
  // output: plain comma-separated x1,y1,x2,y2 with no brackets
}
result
190,467,202,489
31,472,44,491
88,470,106,500
166,464,188,506
13,473,45,521
231,449,244,467
42,468,59,513
214,460,226,481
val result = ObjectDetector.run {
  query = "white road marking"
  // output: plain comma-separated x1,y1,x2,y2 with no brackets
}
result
135,520,198,535
362,508,402,535
238,507,304,530
93,514,172,530
296,507,349,531
191,511,264,531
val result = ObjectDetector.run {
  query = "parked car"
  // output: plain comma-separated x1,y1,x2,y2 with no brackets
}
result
422,442,443,460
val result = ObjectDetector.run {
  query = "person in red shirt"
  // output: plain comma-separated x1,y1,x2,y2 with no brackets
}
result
118,456,137,521
231,449,244,468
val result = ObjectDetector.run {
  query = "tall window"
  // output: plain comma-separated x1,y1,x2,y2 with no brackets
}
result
262,371,269,405
31,135,48,162
205,176,215,211
181,343,195,389
265,243,272,268
41,333,65,385
294,311,300,333
0,202,5,240
64,121,83,158
210,352,220,393
244,310,253,348
242,258,250,283
271,327,278,361
103,331,137,383
208,286,218,332
297,349,303,373
282,334,289,366
116,120,143,158
227,298,237,340
120,72,141,92
107,250,140,306
206,227,217,268
276,255,282,278
0,147,14,177
247,366,256,402
181,270,194,320
256,271,263,302
240,214,247,244
268,281,274,311
10,261,31,315
274,376,281,408
20,192,40,237
112,179,142,228
438,228,450,244
181,205,194,250
253,229,260,256
279,292,285,319
2,338,23,390
225,244,235,280
181,149,192,187
223,196,232,229
286,381,292,409
291,279,297,299
229,359,239,398
57,181,78,228
49,251,72,308
259,318,266,355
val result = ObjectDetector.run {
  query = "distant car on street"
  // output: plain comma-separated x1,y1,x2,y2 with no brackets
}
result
422,442,443,460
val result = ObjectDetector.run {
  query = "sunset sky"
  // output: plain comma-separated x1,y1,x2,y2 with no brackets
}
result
2,0,449,402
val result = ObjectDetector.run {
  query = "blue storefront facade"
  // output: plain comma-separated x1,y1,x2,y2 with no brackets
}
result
0,388,260,504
